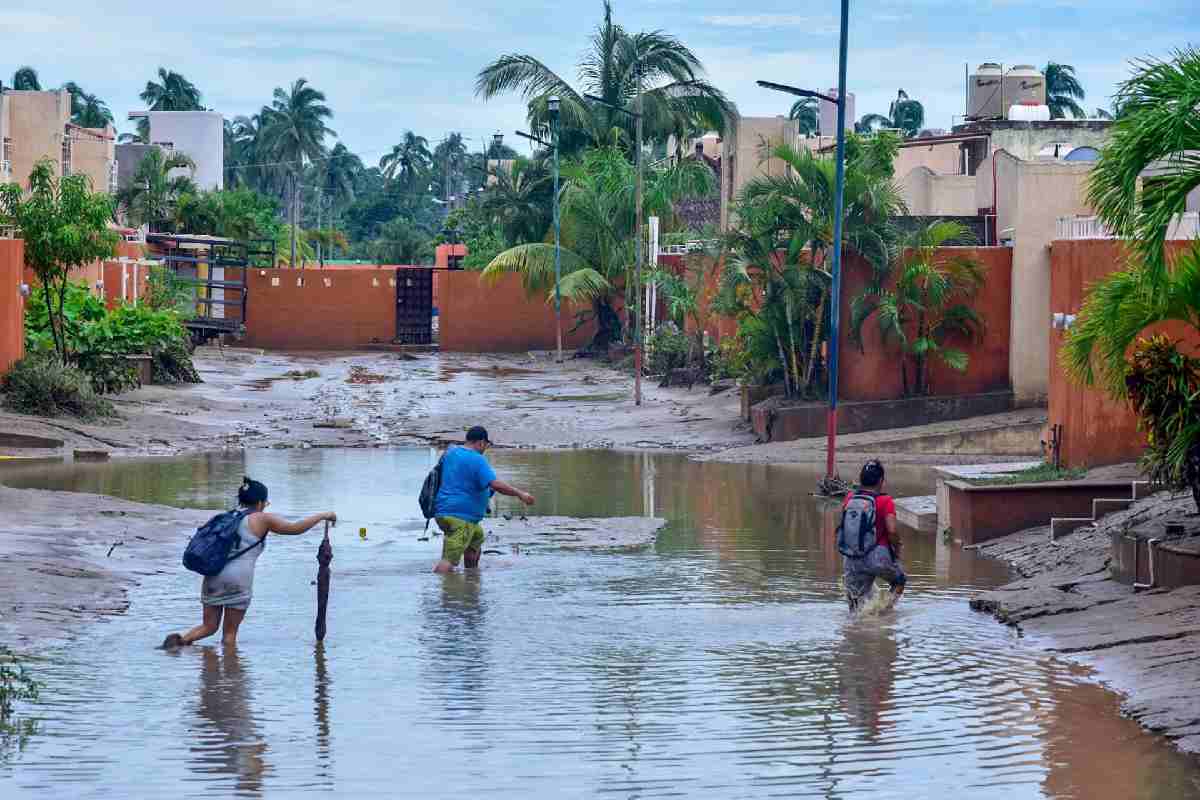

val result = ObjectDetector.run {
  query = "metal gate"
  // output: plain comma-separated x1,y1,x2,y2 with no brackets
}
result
395,267,433,344
146,233,275,344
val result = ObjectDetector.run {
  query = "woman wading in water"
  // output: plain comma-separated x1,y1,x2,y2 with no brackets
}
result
163,478,336,648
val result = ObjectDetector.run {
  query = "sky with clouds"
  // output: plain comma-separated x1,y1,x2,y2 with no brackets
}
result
5,0,1197,165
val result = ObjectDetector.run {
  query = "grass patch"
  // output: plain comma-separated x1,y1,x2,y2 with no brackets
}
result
284,369,320,380
967,462,1087,486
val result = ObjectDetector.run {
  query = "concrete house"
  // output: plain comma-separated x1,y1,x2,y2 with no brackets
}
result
0,88,116,193
126,110,224,191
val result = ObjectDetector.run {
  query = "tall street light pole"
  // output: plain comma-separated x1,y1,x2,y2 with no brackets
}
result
756,0,851,484
583,87,644,405
515,104,563,363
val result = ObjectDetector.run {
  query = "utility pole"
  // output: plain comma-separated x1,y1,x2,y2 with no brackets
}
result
634,63,644,406
756,0,851,485
316,187,323,268
290,171,297,269
515,113,562,364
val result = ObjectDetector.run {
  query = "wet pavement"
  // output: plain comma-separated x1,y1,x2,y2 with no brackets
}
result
1,449,1198,798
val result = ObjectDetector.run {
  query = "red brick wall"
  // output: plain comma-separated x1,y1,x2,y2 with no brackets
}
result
240,268,396,350
0,240,26,375
1048,239,1200,467
839,247,1013,401
439,271,596,352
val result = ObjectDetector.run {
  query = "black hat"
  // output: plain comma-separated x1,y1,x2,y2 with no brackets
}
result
466,426,490,444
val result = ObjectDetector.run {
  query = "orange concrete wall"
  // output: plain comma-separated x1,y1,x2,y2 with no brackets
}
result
439,271,595,352
241,268,396,350
839,247,1013,401
1048,239,1200,467
0,240,26,375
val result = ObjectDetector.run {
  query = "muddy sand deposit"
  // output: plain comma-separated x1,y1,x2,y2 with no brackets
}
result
971,491,1200,755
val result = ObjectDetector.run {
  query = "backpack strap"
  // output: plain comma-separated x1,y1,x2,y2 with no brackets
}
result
225,510,265,563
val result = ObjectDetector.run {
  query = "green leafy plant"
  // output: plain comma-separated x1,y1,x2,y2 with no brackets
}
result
0,160,118,362
852,220,987,396
1125,335,1200,508
966,463,1087,486
707,336,750,382
144,266,195,317
647,322,691,376
0,352,114,419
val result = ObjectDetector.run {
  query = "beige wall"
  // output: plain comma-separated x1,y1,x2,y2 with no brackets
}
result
0,94,9,184
71,125,116,193
989,125,1110,161
898,167,978,216
990,151,1093,403
720,116,799,230
894,140,964,179
3,90,70,187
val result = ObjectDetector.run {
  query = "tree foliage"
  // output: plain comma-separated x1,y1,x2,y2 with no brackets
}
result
1044,62,1086,120
0,160,118,361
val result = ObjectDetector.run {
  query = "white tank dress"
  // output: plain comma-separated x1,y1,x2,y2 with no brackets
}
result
200,515,265,611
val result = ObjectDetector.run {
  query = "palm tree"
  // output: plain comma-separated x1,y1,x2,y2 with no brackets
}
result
135,68,203,142
1065,47,1200,507
322,143,363,210
790,97,819,136
480,158,552,245
432,133,469,201
482,146,716,350
11,66,40,91
722,134,906,396
1044,62,1086,119
854,90,924,137
116,148,197,231
379,131,432,187
476,1,735,158
260,78,336,225
63,82,114,128
851,221,986,396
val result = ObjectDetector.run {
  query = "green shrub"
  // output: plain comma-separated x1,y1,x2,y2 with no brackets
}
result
707,336,750,382
647,322,690,375
1126,335,1200,508
1,353,114,419
24,283,201,395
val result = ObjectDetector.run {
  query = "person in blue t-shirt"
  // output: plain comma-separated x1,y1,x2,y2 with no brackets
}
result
432,426,535,573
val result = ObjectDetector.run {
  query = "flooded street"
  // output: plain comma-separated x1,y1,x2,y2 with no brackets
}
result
2,450,1197,798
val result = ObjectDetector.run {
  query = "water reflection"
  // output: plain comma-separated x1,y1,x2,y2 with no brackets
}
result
187,646,270,797
4,449,1200,798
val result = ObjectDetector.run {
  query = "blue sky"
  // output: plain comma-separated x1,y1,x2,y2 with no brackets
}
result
5,0,1197,166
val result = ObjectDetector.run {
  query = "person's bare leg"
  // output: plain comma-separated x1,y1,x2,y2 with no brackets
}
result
463,546,481,569
885,584,906,610
433,559,454,573
221,607,247,647
171,605,222,646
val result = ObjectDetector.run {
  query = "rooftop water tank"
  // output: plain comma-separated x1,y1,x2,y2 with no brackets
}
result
968,63,1004,119
1003,65,1045,116
1008,103,1051,122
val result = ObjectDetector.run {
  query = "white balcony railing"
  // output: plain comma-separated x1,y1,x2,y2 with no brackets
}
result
659,240,720,256
1056,212,1200,241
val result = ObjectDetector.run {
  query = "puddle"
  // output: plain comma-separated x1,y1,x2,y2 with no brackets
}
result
2,449,1199,798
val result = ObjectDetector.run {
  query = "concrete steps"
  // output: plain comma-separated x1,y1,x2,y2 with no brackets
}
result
1049,481,1151,543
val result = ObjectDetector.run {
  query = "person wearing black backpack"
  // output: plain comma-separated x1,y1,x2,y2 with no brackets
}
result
839,460,906,613
431,426,535,573
163,477,337,648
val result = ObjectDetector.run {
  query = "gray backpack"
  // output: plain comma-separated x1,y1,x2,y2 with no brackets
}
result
836,491,878,558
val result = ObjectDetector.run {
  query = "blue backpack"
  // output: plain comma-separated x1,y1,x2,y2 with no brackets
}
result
836,491,879,559
182,510,263,576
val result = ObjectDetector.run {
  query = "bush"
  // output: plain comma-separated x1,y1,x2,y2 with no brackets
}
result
707,336,750,382
647,322,691,376
24,282,201,395
1125,335,1200,509
1,352,114,420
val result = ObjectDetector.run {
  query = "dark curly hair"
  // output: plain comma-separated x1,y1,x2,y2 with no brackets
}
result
860,460,885,488
237,476,269,507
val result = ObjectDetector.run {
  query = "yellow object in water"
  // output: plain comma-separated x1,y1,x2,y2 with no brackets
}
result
359,527,367,540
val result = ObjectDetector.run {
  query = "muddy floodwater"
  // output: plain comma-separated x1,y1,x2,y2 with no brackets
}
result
2,449,1198,798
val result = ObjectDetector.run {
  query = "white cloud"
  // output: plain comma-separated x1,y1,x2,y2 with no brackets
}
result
701,14,834,30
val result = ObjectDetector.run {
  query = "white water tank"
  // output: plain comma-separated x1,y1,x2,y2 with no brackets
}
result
819,89,855,134
1003,65,1045,114
1008,103,1052,122
968,63,1005,119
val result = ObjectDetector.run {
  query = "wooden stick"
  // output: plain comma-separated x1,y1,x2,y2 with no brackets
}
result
315,521,332,642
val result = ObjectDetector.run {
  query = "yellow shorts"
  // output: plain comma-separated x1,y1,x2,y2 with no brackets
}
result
436,516,486,565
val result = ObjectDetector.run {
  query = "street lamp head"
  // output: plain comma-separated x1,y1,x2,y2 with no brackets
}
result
548,95,560,117
492,132,504,150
